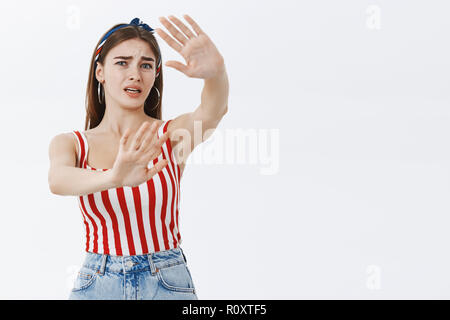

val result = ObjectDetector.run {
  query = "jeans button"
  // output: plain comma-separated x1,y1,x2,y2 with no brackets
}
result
126,260,134,268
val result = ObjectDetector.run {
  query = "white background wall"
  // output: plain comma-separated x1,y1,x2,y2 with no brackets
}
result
0,0,449,299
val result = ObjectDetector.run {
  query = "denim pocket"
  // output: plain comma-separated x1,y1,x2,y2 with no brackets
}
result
156,261,195,293
71,266,98,292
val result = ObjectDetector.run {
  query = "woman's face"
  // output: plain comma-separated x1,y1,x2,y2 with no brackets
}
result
96,38,157,110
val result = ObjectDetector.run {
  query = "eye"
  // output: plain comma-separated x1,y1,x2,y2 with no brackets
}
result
115,61,152,69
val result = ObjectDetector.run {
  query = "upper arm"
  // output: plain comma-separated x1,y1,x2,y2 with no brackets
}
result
48,133,78,186
167,105,227,163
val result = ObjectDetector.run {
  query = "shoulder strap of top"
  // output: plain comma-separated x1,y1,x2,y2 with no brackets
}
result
160,120,176,164
158,120,172,140
163,120,171,133
163,119,173,154
71,130,88,168
157,120,166,138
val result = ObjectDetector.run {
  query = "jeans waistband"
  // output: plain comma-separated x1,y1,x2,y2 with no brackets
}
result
81,246,188,275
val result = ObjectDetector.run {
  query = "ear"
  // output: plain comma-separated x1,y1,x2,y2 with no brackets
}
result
95,61,104,83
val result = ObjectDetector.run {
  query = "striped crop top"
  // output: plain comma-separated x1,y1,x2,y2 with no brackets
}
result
71,120,182,256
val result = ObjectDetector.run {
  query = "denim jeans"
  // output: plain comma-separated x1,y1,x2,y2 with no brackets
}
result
68,246,198,300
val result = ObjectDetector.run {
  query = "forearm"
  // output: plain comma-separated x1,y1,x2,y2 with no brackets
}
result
200,64,229,117
49,166,119,196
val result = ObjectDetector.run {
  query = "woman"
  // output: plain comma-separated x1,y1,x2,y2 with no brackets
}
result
48,15,229,300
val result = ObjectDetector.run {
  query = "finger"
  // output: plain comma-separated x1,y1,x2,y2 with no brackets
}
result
120,128,131,150
155,27,182,52
141,121,160,152
167,15,196,40
158,16,188,46
182,14,205,37
146,159,169,179
130,122,151,151
159,131,170,147
149,131,170,154
145,139,163,160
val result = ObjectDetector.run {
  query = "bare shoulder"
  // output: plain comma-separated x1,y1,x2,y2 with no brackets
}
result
166,113,195,138
165,110,223,151
48,132,78,168
166,113,193,133
49,132,77,150
165,115,189,149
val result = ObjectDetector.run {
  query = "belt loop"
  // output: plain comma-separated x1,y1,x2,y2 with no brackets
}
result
97,254,107,275
179,246,187,263
148,252,158,275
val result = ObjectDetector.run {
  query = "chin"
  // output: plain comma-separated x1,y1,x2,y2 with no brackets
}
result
118,100,144,110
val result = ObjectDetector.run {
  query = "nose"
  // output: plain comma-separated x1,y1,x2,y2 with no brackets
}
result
127,63,142,81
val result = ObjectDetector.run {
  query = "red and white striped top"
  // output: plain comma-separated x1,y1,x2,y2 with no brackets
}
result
71,120,182,256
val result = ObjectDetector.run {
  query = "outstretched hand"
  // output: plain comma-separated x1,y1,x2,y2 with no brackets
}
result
155,14,225,79
111,122,169,188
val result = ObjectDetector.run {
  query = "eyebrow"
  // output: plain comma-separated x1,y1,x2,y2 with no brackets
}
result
113,56,155,62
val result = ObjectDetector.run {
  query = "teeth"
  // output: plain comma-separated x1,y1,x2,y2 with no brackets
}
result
125,88,140,92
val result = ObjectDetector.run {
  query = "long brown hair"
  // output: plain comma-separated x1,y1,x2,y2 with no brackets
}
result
84,22,164,130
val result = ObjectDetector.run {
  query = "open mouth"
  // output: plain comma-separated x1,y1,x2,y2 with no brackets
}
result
124,88,142,98
124,88,142,93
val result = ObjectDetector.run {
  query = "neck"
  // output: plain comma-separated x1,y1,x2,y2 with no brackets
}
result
96,100,151,138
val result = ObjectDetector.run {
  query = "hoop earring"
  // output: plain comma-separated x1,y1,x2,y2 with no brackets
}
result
146,86,160,111
97,82,104,104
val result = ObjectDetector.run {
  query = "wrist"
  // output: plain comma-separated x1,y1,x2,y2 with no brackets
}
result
105,169,121,189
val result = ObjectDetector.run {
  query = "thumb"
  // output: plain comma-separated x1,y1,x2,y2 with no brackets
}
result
165,60,188,74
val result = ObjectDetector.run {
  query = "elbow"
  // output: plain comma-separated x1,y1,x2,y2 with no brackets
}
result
220,104,228,117
48,171,60,195
48,180,58,195
49,183,59,195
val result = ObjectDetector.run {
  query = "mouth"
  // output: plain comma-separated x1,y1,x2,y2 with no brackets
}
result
124,87,142,93
124,88,142,97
